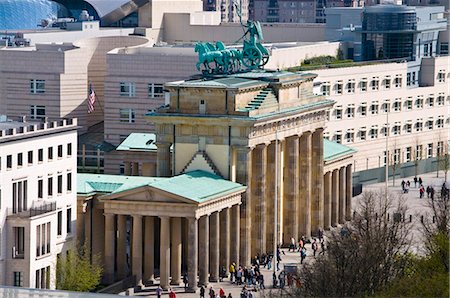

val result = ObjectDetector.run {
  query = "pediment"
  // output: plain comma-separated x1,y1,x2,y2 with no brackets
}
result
104,186,197,205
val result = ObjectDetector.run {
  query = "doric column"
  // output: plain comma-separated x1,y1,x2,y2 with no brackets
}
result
209,212,220,282
124,162,131,176
311,128,324,234
187,217,198,293
234,146,252,266
103,213,115,284
117,215,128,280
144,216,155,283
230,204,240,265
160,216,171,290
265,142,276,253
198,215,209,286
219,208,230,276
170,217,182,285
76,200,85,245
156,142,171,177
132,162,139,176
132,215,143,286
345,164,353,221
299,131,312,239
283,136,300,244
331,169,339,227
339,167,346,224
323,172,332,230
252,144,267,254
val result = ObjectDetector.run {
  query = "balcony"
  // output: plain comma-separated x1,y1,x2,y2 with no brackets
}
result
7,201,56,218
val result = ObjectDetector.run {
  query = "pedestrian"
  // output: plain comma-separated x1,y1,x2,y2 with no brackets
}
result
259,273,265,289
426,186,431,198
319,239,326,255
318,228,324,242
401,180,406,192
183,273,188,290
300,247,306,264
279,271,286,289
419,177,423,186
156,286,163,298
237,266,242,285
200,286,205,298
219,266,227,282
266,254,272,270
430,186,435,200
219,287,225,298
312,238,318,258
169,288,177,298
227,293,233,298
272,272,278,288
289,237,296,252
406,180,410,188
414,176,418,187
209,286,215,298
229,262,236,283
419,185,425,198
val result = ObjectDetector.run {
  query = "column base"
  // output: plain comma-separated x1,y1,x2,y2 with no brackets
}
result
209,277,219,283
170,280,181,286
186,287,198,293
143,278,155,286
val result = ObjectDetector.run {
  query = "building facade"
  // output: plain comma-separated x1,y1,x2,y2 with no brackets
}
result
0,117,78,289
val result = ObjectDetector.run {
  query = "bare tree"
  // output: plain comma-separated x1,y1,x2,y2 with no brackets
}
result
389,139,400,187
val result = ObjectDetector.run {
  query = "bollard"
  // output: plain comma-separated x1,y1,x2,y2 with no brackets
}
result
409,215,412,223
433,216,435,223
387,213,390,221
421,215,424,223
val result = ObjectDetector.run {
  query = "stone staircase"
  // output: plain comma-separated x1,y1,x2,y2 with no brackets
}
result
240,88,278,112
181,151,222,177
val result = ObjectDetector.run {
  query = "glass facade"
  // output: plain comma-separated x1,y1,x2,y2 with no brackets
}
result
0,0,63,30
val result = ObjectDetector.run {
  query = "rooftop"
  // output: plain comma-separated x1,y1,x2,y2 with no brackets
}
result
324,139,356,162
116,133,158,152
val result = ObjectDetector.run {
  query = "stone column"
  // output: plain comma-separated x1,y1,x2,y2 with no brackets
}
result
117,215,127,280
265,142,275,253
252,144,267,254
160,216,171,290
234,146,252,266
187,217,198,293
311,128,324,235
198,215,209,286
132,162,139,176
323,172,332,230
76,200,85,245
156,143,171,177
170,217,182,285
230,204,240,265
299,131,312,239
132,215,143,286
124,162,131,175
345,164,353,221
339,167,346,224
209,212,220,282
331,169,339,227
283,136,300,245
219,208,230,277
144,216,155,283
104,213,115,284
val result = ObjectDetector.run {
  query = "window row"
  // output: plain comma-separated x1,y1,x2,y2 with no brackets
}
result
381,141,447,166
57,207,72,237
36,222,51,257
119,82,164,98
320,75,403,95
1,143,72,170
332,95,448,120
38,172,73,198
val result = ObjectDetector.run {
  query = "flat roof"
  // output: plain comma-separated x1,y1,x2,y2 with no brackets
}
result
116,133,157,151
324,139,356,162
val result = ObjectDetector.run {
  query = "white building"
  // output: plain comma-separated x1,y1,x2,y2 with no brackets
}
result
0,117,78,289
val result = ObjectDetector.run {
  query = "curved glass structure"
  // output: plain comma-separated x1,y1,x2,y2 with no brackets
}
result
0,0,65,30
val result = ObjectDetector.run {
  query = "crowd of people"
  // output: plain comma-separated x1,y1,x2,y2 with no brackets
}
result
401,176,449,200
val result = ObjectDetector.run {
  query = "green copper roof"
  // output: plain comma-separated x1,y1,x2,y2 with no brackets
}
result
323,139,356,162
77,170,246,203
167,77,267,89
116,133,157,151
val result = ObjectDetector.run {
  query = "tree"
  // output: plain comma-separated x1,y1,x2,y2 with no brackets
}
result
56,243,103,292
281,191,412,297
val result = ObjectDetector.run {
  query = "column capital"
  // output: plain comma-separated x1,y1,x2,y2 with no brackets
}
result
155,142,171,148
255,143,269,150
301,130,312,137
104,213,115,218
132,214,143,220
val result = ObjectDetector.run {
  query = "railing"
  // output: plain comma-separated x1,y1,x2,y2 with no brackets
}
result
7,202,56,218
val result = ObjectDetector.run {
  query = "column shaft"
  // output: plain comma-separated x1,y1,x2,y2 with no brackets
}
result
311,129,324,234
331,170,339,227
144,216,155,282
156,143,171,177
219,208,230,277
132,162,139,176
324,172,332,230
170,217,182,285
160,217,171,290
251,144,267,254
283,136,300,244
198,216,209,286
345,164,353,221
339,167,346,224
187,218,198,292
299,132,312,239
124,162,131,176
209,212,220,282
117,215,127,280
132,215,143,286
265,142,276,253
230,205,240,265
104,214,115,284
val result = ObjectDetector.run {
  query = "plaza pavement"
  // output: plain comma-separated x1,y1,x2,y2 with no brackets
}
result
129,171,448,297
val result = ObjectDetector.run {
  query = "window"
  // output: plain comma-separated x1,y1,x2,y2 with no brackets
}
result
334,108,342,120
407,72,411,86
436,117,444,128
67,143,72,156
36,222,51,257
48,147,53,161
426,120,433,130
7,155,12,169
67,208,72,234
412,72,416,85
345,131,354,143
394,76,402,88
119,82,135,97
370,104,378,115
38,179,43,199
360,79,367,92
57,211,62,236
416,145,423,160
17,153,23,167
440,42,449,55
369,128,378,139
415,121,423,132
427,143,433,158
67,173,72,192
48,177,53,196
57,145,63,158
393,100,401,112
346,107,354,118
13,227,25,259
405,147,412,162
359,105,367,116
358,129,366,141
392,125,401,135
335,81,343,95
437,70,445,83
38,149,43,162
381,126,388,137
436,95,445,106
382,78,391,89
437,141,444,156
57,175,63,194
148,83,164,98
30,105,45,120
27,151,33,165
381,103,390,114
405,98,413,110
383,151,388,166
404,123,412,133
12,180,27,214
346,81,355,93
415,97,423,109
393,149,400,164
119,109,135,123
426,96,434,107
370,78,379,90
334,134,342,144
321,82,330,96
13,272,23,287
30,79,45,94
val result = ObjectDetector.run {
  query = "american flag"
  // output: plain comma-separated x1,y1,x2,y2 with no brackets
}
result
87,83,96,114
